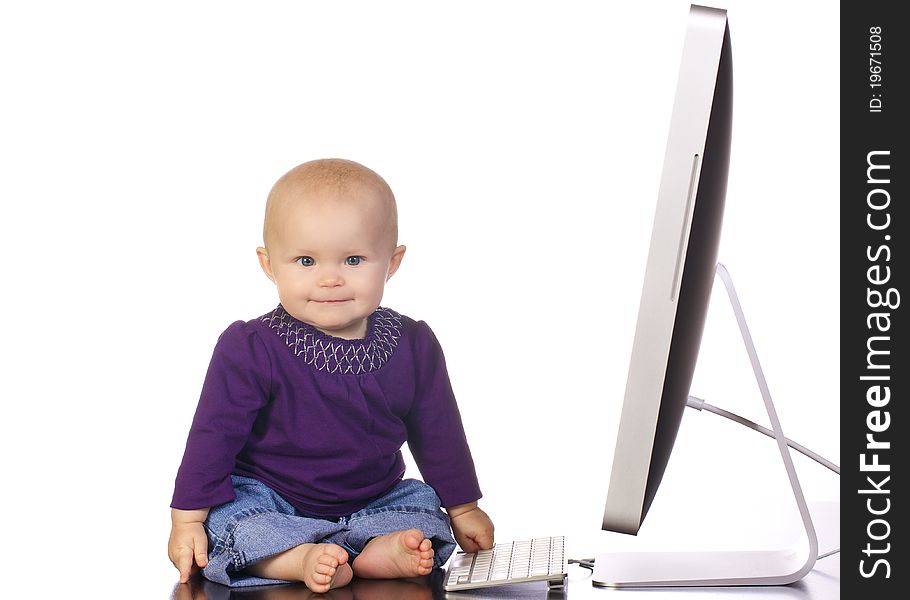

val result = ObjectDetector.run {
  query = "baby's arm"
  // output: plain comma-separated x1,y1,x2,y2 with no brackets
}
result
447,502,495,552
170,323,272,582
168,508,210,583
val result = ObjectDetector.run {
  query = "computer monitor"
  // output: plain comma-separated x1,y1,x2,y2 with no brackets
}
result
602,3,731,540
594,5,818,587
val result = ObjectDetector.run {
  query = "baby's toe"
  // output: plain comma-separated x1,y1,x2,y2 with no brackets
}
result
315,562,337,576
326,545,349,564
401,529,425,551
316,553,340,568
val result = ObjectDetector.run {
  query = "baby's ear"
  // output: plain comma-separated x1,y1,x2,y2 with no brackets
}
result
256,247,276,283
386,245,407,281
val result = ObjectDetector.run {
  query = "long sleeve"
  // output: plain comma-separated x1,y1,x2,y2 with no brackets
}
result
171,321,272,510
405,321,482,508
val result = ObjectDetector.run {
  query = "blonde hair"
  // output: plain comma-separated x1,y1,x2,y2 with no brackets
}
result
262,158,398,250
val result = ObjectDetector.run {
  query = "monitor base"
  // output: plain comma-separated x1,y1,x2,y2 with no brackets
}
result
592,548,813,587
593,264,819,587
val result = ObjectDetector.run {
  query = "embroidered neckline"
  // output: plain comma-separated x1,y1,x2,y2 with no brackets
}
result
259,305,403,374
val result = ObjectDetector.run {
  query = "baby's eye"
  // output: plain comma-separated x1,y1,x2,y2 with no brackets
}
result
345,256,363,266
296,256,315,267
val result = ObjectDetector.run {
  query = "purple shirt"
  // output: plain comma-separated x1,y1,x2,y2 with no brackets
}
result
171,305,481,517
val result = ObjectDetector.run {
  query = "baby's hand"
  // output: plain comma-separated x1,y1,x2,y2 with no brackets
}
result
168,508,210,583
448,502,495,553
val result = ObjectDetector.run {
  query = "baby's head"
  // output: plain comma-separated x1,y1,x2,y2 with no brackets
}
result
256,158,406,340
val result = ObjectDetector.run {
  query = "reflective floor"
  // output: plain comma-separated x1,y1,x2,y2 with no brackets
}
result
169,556,839,600
170,570,564,600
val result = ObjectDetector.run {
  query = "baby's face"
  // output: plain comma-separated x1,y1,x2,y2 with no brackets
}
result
258,183,404,340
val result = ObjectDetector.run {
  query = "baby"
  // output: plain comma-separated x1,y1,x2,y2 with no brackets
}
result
168,159,494,591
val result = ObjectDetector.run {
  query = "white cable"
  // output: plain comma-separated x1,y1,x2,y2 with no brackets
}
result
686,395,840,560
687,395,840,474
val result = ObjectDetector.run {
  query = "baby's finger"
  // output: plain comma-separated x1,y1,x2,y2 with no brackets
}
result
457,533,480,553
177,547,193,583
475,529,495,550
193,532,209,568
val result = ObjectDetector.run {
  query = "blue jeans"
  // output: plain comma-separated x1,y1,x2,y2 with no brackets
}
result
202,476,456,587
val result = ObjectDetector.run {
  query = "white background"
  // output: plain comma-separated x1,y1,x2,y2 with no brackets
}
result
0,1,839,596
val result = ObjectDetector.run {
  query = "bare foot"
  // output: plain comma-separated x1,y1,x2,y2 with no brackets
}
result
245,543,353,593
301,544,353,593
352,529,435,579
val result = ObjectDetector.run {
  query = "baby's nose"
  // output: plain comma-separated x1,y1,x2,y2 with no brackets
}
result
318,270,344,287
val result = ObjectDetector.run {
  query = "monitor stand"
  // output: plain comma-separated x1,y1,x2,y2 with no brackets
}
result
592,263,819,587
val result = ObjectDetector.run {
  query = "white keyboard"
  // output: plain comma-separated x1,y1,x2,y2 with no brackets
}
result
443,536,567,592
